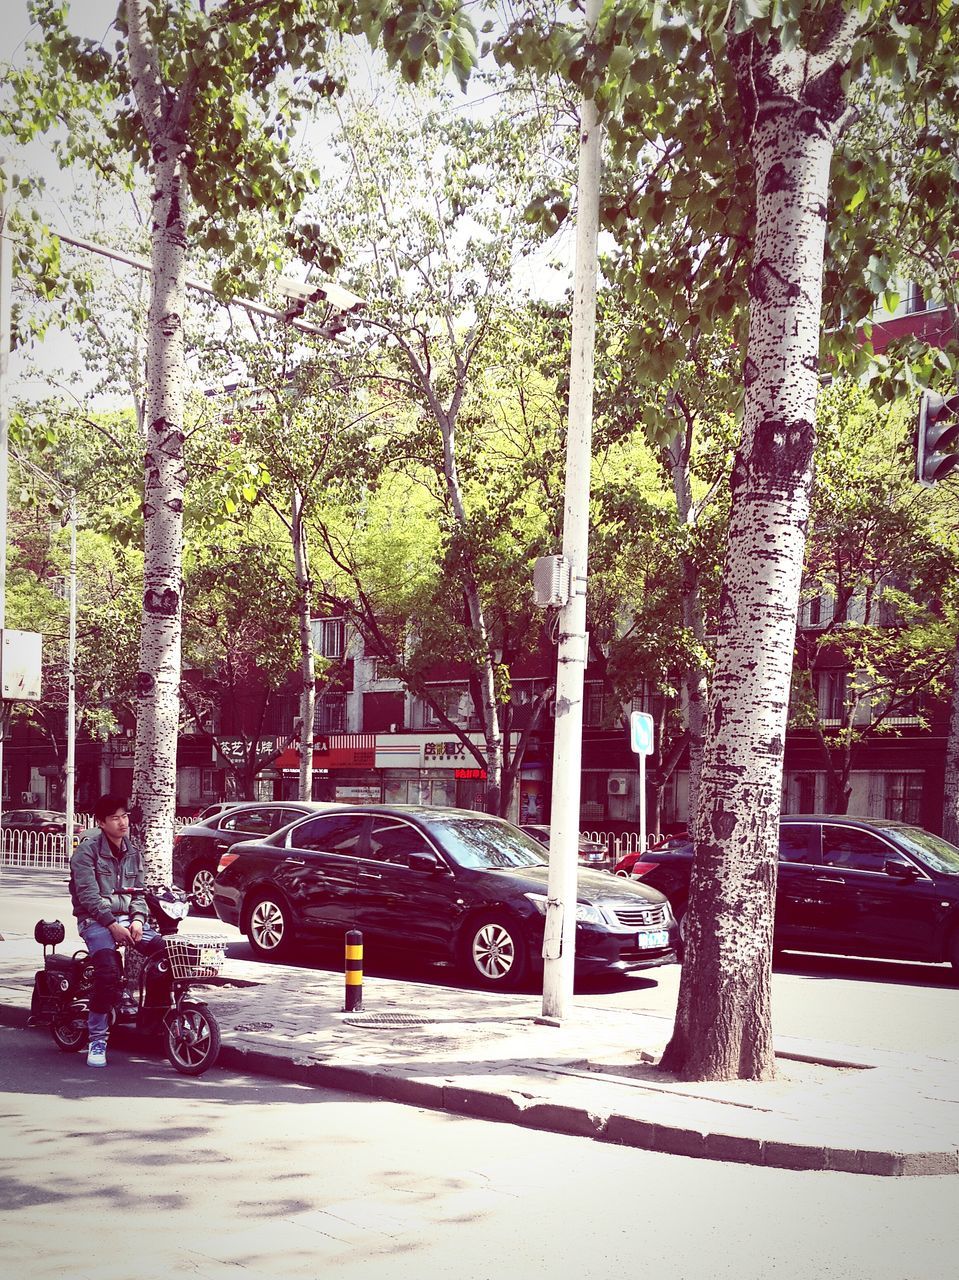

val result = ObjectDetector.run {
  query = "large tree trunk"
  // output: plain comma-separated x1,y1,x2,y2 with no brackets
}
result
127,1,197,879
437,407,504,815
292,488,317,802
661,15,857,1082
942,642,959,843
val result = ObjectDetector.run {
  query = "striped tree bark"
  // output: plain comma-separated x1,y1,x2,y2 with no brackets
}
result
126,0,199,878
661,8,860,1081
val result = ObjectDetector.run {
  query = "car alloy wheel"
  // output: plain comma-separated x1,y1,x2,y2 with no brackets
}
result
189,865,216,912
465,915,527,988
247,893,294,960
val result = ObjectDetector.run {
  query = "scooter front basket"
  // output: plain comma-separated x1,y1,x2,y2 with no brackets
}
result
165,935,227,980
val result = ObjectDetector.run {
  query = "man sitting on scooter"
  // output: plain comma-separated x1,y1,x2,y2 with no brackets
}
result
70,793,159,1068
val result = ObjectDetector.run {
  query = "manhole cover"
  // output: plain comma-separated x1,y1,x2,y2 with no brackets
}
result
234,1021,275,1032
343,1013,434,1029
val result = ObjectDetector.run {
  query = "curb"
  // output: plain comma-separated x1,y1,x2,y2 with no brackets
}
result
214,1041,958,1177
4,995,957,1177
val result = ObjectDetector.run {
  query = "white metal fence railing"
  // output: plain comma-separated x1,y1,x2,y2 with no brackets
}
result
1,816,192,870
581,830,645,859
1,829,74,869
4,821,647,871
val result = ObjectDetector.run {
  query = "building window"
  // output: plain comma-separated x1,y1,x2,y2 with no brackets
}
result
313,617,344,658
803,591,835,628
817,670,847,722
630,681,654,714
315,695,346,734
882,773,923,824
424,683,470,728
263,694,296,736
512,678,551,706
792,773,817,813
580,772,606,820
201,768,216,797
584,683,606,727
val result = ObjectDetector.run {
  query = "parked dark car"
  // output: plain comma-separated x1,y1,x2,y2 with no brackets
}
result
629,814,959,973
614,832,690,877
212,804,679,987
192,801,245,823
2,809,72,835
520,823,613,870
1,809,94,845
173,801,332,911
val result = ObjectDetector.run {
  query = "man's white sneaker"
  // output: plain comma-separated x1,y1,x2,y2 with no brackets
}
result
87,1039,107,1068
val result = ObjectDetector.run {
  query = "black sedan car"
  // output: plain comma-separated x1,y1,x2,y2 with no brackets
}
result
520,823,614,871
212,804,678,987
631,814,959,972
173,801,331,911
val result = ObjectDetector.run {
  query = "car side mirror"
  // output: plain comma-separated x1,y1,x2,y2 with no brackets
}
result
884,858,919,881
408,851,442,874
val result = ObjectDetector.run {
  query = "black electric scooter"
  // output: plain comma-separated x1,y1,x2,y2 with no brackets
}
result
30,886,226,1076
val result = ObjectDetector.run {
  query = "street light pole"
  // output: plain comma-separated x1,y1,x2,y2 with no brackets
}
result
540,0,603,1024
0,170,12,811
65,490,77,850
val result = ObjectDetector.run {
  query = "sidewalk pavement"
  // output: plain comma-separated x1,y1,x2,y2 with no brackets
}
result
1,925,957,1177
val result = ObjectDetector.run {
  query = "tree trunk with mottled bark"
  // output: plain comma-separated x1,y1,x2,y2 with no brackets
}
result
126,0,198,879
661,10,859,1082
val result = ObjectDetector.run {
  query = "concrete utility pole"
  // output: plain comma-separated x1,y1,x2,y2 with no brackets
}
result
65,489,77,850
0,172,12,810
540,0,603,1024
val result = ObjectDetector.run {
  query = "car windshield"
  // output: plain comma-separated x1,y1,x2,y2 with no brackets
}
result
887,826,959,875
429,817,548,870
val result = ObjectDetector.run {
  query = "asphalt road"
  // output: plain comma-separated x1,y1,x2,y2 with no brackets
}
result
2,1023,957,1280
4,866,958,1060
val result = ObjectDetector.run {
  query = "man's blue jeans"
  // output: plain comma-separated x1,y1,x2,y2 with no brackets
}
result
79,917,159,1041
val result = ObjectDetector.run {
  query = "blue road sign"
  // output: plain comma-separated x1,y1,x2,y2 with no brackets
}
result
630,710,654,756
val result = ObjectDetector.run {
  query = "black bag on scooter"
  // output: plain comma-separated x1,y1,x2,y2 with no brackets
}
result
29,920,95,1026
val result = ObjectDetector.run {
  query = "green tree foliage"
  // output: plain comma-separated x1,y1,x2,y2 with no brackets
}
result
3,0,478,873
299,81,570,813
793,380,958,810
181,532,301,799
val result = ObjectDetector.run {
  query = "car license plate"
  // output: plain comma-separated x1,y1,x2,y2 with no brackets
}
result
638,929,669,949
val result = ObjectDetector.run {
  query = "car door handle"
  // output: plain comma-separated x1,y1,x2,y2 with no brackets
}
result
285,858,306,867
814,875,846,885
358,870,382,881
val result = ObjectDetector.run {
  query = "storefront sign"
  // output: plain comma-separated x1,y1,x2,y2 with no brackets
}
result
335,785,381,803
274,734,376,771
454,768,487,779
424,741,466,761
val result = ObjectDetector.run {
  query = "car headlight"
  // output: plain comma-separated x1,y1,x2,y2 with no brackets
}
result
524,892,603,925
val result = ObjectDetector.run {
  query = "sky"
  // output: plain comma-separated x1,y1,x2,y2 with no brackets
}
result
2,0,581,405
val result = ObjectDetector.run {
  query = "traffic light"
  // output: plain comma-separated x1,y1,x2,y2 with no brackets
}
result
916,389,959,486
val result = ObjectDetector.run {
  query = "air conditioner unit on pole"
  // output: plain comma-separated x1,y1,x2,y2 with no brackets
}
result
607,774,629,796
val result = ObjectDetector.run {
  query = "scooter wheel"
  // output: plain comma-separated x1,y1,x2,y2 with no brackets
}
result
50,1010,86,1053
165,1001,221,1076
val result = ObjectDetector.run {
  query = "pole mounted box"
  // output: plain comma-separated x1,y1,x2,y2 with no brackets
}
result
532,555,571,608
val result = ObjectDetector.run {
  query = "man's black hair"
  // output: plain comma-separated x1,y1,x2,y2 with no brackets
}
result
93,793,129,822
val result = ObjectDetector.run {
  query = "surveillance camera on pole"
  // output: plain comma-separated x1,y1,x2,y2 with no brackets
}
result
916,389,959,486
276,276,365,324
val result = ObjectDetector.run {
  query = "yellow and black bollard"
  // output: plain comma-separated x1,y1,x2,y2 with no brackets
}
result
344,929,363,1012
